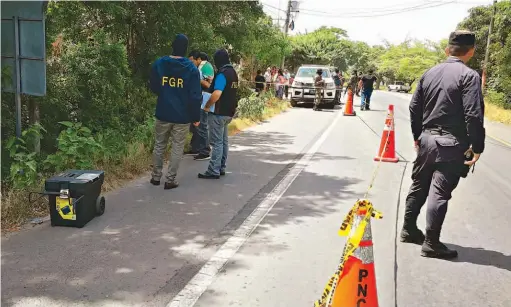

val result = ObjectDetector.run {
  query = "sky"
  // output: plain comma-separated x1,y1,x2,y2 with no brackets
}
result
261,0,495,46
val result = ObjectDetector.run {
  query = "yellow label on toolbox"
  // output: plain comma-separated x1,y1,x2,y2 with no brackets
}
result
56,197,76,220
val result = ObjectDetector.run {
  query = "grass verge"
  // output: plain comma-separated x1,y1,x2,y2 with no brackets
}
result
1,99,290,232
485,101,511,125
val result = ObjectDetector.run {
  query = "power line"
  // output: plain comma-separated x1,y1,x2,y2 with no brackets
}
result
262,3,287,13
294,1,456,18
262,0,490,19
262,1,455,18
298,1,430,14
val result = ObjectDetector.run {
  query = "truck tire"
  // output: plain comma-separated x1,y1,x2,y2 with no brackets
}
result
290,100,298,107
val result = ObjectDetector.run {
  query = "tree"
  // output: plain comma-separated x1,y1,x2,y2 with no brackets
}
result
457,1,511,107
377,40,441,85
287,27,349,71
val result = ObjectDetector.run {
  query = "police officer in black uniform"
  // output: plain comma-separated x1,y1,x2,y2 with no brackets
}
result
400,30,485,259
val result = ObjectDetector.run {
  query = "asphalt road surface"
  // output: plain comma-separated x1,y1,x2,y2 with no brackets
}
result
2,91,510,307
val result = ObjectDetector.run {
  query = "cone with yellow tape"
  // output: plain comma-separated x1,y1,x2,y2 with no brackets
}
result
314,200,382,307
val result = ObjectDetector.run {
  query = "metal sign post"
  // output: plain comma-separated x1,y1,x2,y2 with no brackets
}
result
1,1,46,138
13,16,22,137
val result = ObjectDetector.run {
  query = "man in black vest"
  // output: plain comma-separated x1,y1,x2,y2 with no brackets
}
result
198,49,239,179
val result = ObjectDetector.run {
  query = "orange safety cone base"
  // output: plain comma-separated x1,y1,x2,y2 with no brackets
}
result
331,255,379,307
343,90,356,116
373,156,398,163
373,104,398,163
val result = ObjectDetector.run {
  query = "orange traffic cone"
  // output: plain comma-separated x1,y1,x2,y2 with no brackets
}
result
374,104,399,163
314,200,381,307
343,89,356,116
331,209,378,307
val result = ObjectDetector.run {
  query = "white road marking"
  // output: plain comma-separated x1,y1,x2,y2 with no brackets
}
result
167,109,345,307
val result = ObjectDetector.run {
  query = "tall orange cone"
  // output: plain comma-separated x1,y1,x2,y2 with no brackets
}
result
343,89,356,116
314,200,382,307
374,104,398,163
331,209,378,307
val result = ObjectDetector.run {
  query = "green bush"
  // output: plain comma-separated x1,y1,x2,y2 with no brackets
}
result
54,31,130,132
237,94,266,120
236,81,255,101
44,122,103,172
486,89,510,110
5,124,46,189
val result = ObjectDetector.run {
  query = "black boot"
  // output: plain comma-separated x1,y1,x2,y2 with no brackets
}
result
421,231,458,259
401,200,424,245
400,227,425,245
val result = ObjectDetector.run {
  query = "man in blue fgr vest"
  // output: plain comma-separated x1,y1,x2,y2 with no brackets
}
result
198,49,239,179
149,34,202,189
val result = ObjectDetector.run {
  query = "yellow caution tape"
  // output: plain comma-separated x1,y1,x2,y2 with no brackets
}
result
314,200,382,307
314,110,393,306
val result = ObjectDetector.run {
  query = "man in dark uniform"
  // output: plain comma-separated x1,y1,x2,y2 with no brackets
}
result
400,30,485,259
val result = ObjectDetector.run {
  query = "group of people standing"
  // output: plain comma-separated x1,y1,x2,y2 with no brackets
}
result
254,67,293,99
149,34,239,190
312,67,375,111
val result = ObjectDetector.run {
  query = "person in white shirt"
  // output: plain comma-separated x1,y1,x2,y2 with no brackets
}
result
264,67,271,91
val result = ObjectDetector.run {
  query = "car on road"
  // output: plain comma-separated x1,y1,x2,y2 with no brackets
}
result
388,81,411,93
290,65,336,109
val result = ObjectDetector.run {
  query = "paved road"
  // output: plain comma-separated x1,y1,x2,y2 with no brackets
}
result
2,91,510,307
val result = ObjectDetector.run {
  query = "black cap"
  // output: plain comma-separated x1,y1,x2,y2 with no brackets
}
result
317,68,323,74
448,30,476,46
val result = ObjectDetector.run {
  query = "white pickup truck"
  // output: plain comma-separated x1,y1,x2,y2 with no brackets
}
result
388,81,411,93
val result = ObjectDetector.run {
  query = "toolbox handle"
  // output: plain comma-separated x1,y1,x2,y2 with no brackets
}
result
28,191,59,204
28,191,85,205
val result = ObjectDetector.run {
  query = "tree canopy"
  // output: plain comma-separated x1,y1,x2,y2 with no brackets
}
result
457,1,510,107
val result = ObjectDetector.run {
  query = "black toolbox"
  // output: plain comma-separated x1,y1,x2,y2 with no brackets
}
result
43,170,106,228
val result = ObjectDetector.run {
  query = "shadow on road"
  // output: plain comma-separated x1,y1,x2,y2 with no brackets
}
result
1,126,359,307
447,244,511,272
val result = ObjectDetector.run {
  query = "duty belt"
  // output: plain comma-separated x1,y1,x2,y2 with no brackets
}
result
424,126,459,136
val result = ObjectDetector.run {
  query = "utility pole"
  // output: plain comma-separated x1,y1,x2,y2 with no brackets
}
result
281,0,292,69
482,0,497,90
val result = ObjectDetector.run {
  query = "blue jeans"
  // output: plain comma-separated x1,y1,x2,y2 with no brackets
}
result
276,86,284,99
361,88,373,109
206,114,232,176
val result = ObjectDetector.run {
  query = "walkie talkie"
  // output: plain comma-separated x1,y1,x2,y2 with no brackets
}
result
461,150,475,178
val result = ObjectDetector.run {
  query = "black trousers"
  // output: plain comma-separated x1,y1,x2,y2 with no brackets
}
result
189,123,199,153
404,131,464,238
